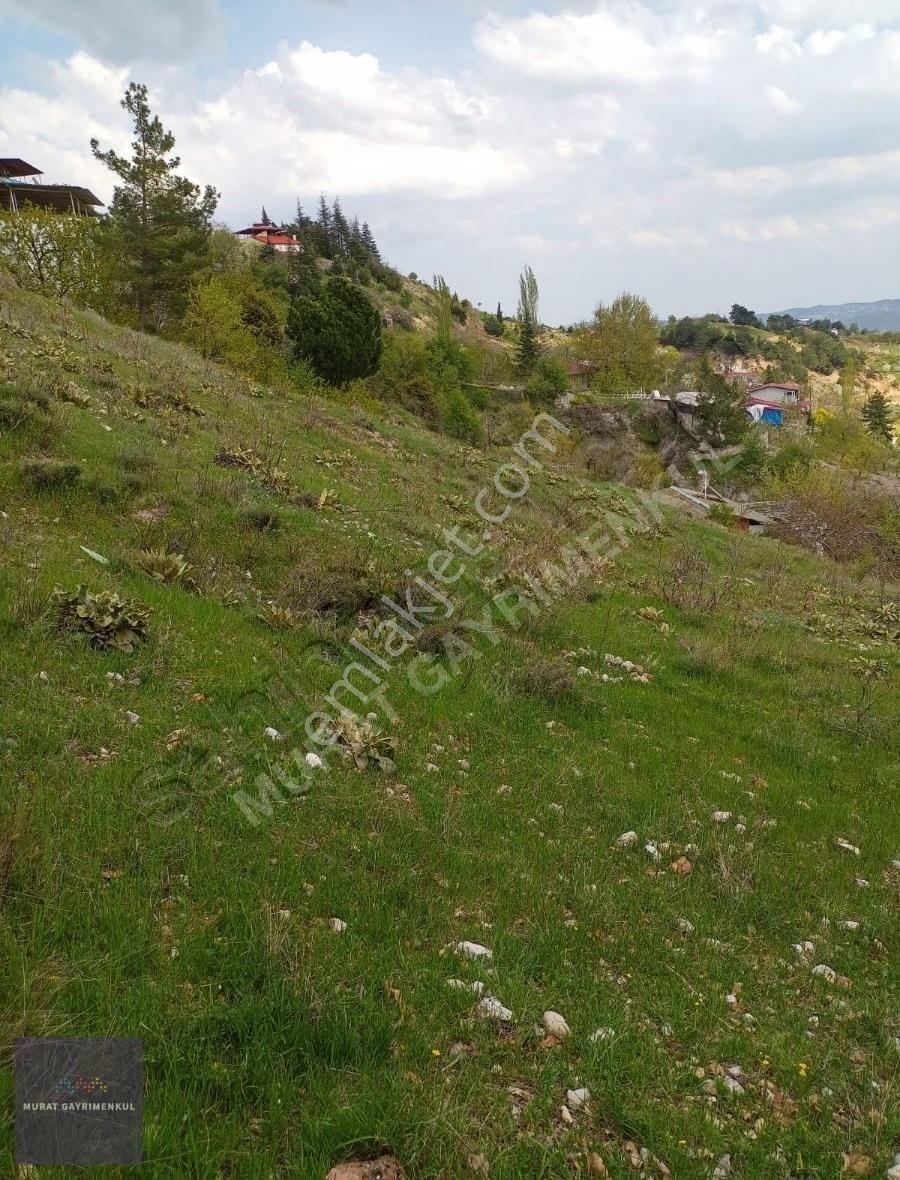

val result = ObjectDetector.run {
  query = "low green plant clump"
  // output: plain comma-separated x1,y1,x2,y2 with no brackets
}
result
51,584,152,652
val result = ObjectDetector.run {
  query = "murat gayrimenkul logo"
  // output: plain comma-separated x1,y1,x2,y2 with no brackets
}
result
15,1038,143,1166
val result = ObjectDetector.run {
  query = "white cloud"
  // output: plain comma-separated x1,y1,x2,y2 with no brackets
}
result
765,84,801,113
474,6,723,84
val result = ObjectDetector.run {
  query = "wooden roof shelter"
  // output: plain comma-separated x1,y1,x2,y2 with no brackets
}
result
0,158,103,217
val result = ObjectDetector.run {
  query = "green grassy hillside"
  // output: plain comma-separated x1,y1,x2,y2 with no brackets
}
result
0,280,898,1178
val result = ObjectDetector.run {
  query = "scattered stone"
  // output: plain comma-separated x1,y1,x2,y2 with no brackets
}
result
329,918,347,934
835,838,861,856
839,920,861,931
812,963,850,987
712,1156,731,1179
264,727,282,742
447,979,486,996
713,811,732,823
306,752,324,769
886,1153,900,1180
467,1153,489,1175
542,1011,571,1039
616,831,638,848
587,1153,609,1177
671,856,694,875
566,1087,591,1111
645,841,661,863
590,1027,615,1043
559,1104,574,1126
677,918,695,934
125,711,141,726
477,996,512,1022
451,941,493,962
793,941,815,958
325,1158,406,1180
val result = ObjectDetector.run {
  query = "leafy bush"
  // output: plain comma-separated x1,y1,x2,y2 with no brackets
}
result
373,332,443,426
52,585,151,652
483,314,504,338
20,458,81,491
525,355,569,403
444,390,483,445
288,277,382,386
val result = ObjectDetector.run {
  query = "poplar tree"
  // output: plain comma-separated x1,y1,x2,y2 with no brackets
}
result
515,265,540,375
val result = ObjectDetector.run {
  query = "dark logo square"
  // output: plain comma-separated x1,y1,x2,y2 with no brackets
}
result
15,1038,143,1166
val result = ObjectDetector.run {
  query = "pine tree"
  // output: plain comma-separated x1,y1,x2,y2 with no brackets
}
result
260,206,273,226
91,82,218,331
292,200,310,231
331,198,351,259
496,301,503,322
862,391,894,443
288,277,382,385
315,195,333,258
360,222,380,262
515,265,540,375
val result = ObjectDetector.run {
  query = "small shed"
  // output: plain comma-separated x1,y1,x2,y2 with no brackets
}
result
566,360,599,392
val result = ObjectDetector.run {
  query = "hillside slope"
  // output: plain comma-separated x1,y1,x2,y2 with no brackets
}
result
0,281,898,1178
780,298,900,332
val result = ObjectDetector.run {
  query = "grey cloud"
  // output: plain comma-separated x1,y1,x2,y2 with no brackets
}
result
1,0,225,63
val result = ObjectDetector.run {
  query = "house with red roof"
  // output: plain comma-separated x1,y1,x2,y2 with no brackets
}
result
234,222,302,253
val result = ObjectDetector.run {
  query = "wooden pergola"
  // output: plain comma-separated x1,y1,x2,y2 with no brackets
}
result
0,158,103,217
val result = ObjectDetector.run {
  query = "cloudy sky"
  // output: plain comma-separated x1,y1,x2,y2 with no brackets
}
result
1,0,899,323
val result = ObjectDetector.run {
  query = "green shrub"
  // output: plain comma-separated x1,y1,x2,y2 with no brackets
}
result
0,397,39,431
20,458,81,491
52,585,151,652
242,507,281,532
525,355,569,403
444,390,483,445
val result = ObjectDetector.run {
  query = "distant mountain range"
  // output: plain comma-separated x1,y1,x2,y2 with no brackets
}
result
778,298,900,332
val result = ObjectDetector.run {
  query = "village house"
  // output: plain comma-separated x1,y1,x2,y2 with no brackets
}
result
0,158,103,217
747,381,802,406
234,222,302,253
566,360,599,392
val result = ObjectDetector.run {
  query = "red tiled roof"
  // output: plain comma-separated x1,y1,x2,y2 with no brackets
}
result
566,360,598,376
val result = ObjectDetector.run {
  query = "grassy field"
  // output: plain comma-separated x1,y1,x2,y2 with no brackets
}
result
0,282,898,1178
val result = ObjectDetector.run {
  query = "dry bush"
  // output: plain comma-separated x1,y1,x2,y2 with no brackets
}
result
516,656,577,700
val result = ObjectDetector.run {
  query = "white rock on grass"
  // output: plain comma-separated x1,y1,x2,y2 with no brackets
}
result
451,941,493,961
125,711,141,726
812,964,837,983
616,831,638,848
329,918,347,934
887,1153,900,1180
566,1087,591,1111
835,838,860,856
542,1011,571,1039
712,811,733,823
305,752,324,769
447,979,486,996
793,941,815,958
712,1156,732,1179
477,996,512,1021
645,841,661,863
839,919,861,931
677,918,695,934
264,727,282,743
590,1027,616,1043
